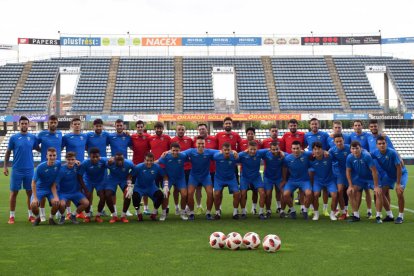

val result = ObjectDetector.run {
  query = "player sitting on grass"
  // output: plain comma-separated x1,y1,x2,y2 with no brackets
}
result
130,152,166,221
329,134,351,220
238,141,268,220
371,136,408,224
78,147,108,223
261,141,285,218
212,142,241,220
181,136,219,220
309,142,338,221
55,152,90,225
105,153,135,223
30,148,61,226
346,141,383,223
158,142,189,221
280,141,313,220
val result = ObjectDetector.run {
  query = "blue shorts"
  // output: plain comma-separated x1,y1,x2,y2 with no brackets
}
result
59,192,86,206
136,186,160,202
169,178,187,190
31,189,54,206
313,180,338,193
240,176,264,191
379,171,408,190
353,179,374,191
188,174,212,188
105,180,126,193
214,177,239,194
335,173,349,187
263,177,282,192
11,168,33,191
284,180,312,193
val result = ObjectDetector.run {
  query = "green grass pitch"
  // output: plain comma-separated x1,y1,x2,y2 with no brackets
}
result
0,167,413,275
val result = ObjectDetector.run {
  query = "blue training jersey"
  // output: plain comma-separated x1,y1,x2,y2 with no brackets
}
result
132,163,165,189
283,151,313,182
86,131,110,157
33,161,61,190
304,131,330,150
367,134,395,153
327,133,351,148
158,153,188,182
349,132,370,151
62,133,87,162
182,148,218,178
213,153,238,181
329,145,351,176
261,150,284,181
371,148,407,181
346,151,375,182
238,151,266,180
55,164,81,194
309,156,335,183
8,132,37,169
78,157,108,184
109,132,131,159
37,130,62,162
106,159,134,183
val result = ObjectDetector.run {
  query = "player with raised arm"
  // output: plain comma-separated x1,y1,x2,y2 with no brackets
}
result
261,141,285,218
131,153,166,221
239,127,262,215
30,148,61,226
329,133,352,220
327,120,351,148
158,142,189,221
78,147,108,223
105,153,135,223
194,123,218,214
346,141,383,223
181,136,219,220
309,142,338,221
55,152,90,225
280,141,313,220
3,116,38,224
36,115,62,221
212,142,241,220
371,136,407,224
262,126,285,214
171,124,193,215
238,141,267,220
349,120,373,218
147,122,171,214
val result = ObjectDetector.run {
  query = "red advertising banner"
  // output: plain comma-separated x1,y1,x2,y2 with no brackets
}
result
141,37,182,46
157,114,301,122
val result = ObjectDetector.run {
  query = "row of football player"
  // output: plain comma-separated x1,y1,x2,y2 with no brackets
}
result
2,115,401,223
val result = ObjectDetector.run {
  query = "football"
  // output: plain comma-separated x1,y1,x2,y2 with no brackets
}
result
262,234,282,253
226,232,243,250
242,232,261,249
209,232,226,249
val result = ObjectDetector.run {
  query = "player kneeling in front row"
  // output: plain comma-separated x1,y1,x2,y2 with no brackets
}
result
213,142,241,220
129,153,166,221
281,141,313,220
55,152,90,225
346,141,383,223
372,136,407,224
105,153,135,223
309,142,338,221
31,148,61,226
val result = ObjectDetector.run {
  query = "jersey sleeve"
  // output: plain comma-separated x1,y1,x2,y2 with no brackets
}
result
55,168,64,184
257,149,269,158
386,136,395,150
61,135,67,149
181,148,192,157
78,161,87,175
365,153,375,168
32,164,41,181
158,156,166,165
346,155,352,169
155,164,166,177
7,136,14,151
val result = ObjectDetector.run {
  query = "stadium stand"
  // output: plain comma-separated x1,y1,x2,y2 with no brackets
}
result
0,63,24,113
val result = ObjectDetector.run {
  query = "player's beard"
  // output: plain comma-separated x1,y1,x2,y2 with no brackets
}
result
21,127,28,133
224,126,232,132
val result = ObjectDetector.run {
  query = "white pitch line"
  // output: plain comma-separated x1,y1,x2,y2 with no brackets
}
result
362,197,414,214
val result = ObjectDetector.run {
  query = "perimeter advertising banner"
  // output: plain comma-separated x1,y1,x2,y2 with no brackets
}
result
60,37,101,46
382,37,414,44
18,38,60,45
141,37,182,46
301,36,340,45
333,114,369,120
157,114,301,122
86,115,124,121
262,37,301,46
182,37,262,46
340,36,381,45
101,37,141,46
0,44,17,50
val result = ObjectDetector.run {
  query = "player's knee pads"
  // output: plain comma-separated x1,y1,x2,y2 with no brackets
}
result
154,190,163,209
132,192,141,209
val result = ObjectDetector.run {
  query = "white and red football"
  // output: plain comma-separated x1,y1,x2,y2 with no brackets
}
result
226,232,242,250
209,232,226,249
243,232,261,249
262,234,281,253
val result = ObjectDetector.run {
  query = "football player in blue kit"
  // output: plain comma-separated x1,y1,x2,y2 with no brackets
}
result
131,152,166,221
346,141,383,223
309,142,338,221
108,119,131,159
86,118,110,157
30,148,61,226
3,116,38,224
371,136,407,224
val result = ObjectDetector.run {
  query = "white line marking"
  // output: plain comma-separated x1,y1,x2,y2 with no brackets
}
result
362,197,414,213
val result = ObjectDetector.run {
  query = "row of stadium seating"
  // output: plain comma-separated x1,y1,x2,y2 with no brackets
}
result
1,56,414,113
0,128,413,162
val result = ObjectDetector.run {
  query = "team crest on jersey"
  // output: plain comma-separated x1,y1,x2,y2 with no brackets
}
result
300,157,304,162
207,139,210,143
344,152,348,156
161,137,164,141
122,168,126,172
178,160,182,164
45,169,49,172
80,136,84,140
27,137,31,141
228,161,232,165
142,136,146,140
54,167,58,171
56,134,59,138
229,135,233,139
385,156,389,160
151,170,155,174
122,137,126,141
323,161,327,165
